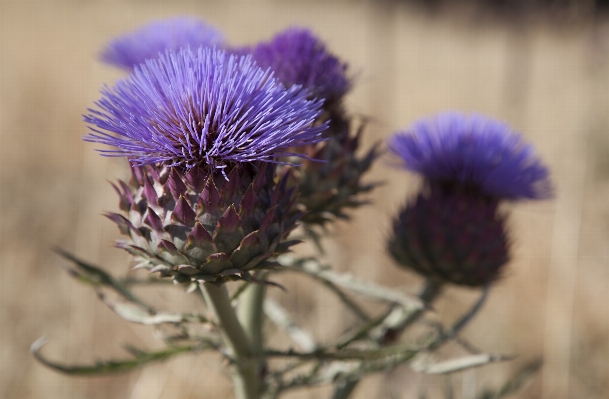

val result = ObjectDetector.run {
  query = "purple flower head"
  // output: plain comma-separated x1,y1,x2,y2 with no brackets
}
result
100,17,225,70
388,112,553,200
84,47,327,171
250,27,351,104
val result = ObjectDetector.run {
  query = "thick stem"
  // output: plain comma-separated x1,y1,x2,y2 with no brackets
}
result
238,277,267,356
237,277,268,396
200,283,259,399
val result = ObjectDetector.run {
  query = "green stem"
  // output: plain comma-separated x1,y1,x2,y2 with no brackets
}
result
199,283,259,399
238,276,267,356
389,278,444,334
237,276,268,396
332,278,443,399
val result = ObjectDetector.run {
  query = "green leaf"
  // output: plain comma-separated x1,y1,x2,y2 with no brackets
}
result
30,337,201,376
97,292,211,325
54,248,152,312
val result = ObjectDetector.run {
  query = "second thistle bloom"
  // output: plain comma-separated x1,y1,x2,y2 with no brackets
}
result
249,27,351,107
388,183,509,287
388,112,552,287
388,113,552,200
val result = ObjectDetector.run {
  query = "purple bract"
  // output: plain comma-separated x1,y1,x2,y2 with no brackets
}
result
84,47,327,170
100,17,225,69
250,27,350,104
388,112,552,200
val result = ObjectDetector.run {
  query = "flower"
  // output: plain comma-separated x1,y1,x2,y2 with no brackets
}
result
100,17,225,69
85,47,327,171
388,112,552,200
249,27,351,105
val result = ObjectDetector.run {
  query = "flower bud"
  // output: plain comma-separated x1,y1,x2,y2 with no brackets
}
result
388,184,509,287
109,163,300,284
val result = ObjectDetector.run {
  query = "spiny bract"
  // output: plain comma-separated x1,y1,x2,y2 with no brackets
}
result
109,163,301,285
388,183,509,287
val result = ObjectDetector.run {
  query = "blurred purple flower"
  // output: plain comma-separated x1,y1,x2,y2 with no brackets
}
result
84,47,327,170
388,182,509,287
388,112,552,200
100,17,225,69
250,27,351,104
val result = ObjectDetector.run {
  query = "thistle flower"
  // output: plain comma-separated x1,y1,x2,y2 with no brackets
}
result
85,47,327,171
388,112,552,287
250,27,351,106
388,183,509,287
388,112,552,200
85,48,326,284
100,17,225,70
245,27,374,227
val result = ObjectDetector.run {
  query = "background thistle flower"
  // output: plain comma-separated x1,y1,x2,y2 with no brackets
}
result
243,27,378,229
85,47,326,284
388,112,553,200
388,183,509,287
388,112,552,286
100,17,225,70
249,27,351,109
85,47,327,171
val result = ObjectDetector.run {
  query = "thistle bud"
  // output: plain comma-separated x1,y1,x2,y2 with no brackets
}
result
388,184,509,287
387,112,553,286
244,27,378,225
108,163,299,284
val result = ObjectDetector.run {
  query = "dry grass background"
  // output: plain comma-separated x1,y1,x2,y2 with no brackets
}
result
1,1,608,398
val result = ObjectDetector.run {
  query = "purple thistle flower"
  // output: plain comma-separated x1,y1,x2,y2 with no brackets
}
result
84,47,327,171
100,17,225,69
250,27,351,104
388,112,553,200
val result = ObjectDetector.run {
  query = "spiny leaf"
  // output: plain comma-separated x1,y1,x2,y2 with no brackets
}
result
54,248,152,311
31,337,200,376
97,292,210,325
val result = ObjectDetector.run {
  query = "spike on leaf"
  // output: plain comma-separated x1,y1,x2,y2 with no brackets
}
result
221,166,241,201
105,213,138,236
167,168,188,200
253,163,268,193
142,174,158,206
172,196,196,227
259,206,278,232
144,207,164,232
186,222,213,248
158,239,178,254
199,177,223,213
110,182,132,212
216,205,241,232
239,184,259,217
130,165,144,187
185,166,208,192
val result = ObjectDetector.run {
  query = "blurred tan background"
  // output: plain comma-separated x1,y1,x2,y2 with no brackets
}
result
1,1,608,398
